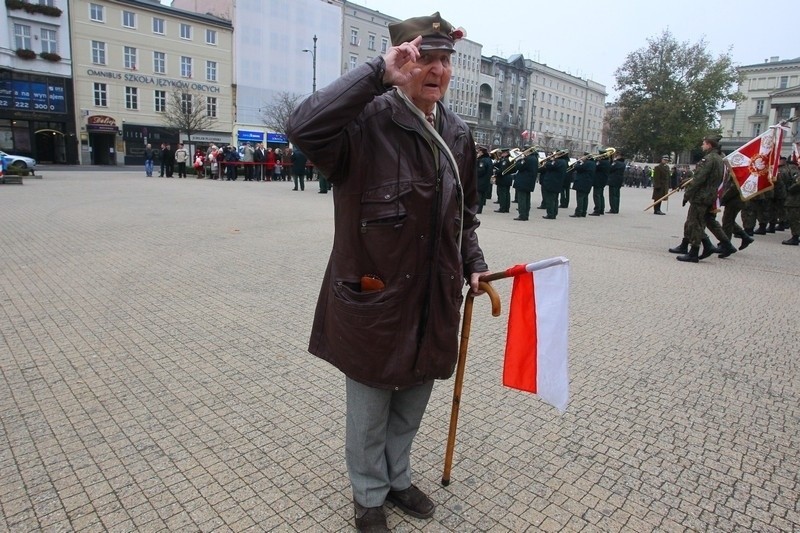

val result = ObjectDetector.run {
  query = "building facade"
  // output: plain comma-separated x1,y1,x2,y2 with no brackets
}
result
172,0,343,149
1,0,77,164
70,0,233,165
720,56,800,156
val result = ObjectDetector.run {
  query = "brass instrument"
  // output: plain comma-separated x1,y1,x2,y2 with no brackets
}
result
566,147,616,172
502,146,540,175
537,149,570,169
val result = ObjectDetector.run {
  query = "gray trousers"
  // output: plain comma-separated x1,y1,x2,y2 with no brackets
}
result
345,377,434,507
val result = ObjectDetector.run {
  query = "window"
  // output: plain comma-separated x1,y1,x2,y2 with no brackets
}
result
181,56,192,77
14,24,31,50
755,100,764,115
89,3,104,22
350,29,358,46
779,76,788,89
206,61,217,82
93,83,107,106
91,40,106,65
122,11,136,28
125,87,138,110
38,0,55,5
152,17,165,34
206,29,217,45
180,23,192,40
41,29,57,53
206,96,217,118
124,46,137,70
181,93,192,114
349,55,357,70
381,38,388,54
154,90,166,112
153,51,166,74
753,123,761,136
368,34,376,50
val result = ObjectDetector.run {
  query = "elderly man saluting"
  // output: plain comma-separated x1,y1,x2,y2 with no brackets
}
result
287,12,489,533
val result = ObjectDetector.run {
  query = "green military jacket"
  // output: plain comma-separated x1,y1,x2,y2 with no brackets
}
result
685,149,723,206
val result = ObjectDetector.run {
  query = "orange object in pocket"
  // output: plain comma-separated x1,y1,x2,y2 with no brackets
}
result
360,274,385,292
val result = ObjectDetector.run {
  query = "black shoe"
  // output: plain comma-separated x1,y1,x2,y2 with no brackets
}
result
536,206,546,209
542,215,556,219
318,191,327,194
569,214,581,218
669,238,689,254
588,212,601,216
513,217,528,221
654,211,666,215
292,188,298,191
677,245,700,263
753,225,767,235
745,229,754,236
699,237,720,260
737,231,754,250
494,209,508,213
386,485,435,519
718,240,737,258
782,235,800,245
354,501,388,532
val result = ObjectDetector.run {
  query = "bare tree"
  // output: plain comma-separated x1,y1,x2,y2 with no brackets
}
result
260,91,303,135
161,87,217,145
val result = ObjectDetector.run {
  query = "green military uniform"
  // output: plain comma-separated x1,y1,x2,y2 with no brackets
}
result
494,151,512,213
540,153,568,219
651,158,670,215
511,151,538,220
783,162,800,245
607,156,626,213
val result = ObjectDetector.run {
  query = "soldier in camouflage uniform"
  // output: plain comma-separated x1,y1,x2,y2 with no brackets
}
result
782,159,800,245
674,135,737,262
771,156,792,232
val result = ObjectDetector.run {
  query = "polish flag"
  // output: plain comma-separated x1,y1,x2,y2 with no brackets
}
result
521,130,530,140
725,124,788,200
503,257,570,412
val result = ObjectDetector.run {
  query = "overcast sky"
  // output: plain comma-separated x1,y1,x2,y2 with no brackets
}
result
359,0,798,102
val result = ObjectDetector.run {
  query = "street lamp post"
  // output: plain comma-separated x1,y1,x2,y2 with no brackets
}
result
302,35,318,93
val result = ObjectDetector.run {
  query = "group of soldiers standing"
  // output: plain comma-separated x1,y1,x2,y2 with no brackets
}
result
475,145,626,221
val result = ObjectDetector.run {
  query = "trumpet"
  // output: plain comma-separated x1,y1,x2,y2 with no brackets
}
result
566,147,616,172
538,149,570,169
502,146,540,175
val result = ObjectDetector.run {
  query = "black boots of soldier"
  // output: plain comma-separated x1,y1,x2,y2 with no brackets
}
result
737,230,754,250
717,240,738,258
753,224,767,235
669,238,689,254
698,237,719,260
782,235,799,245
677,245,700,263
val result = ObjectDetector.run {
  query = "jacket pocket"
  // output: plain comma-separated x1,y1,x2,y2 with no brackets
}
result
360,181,412,230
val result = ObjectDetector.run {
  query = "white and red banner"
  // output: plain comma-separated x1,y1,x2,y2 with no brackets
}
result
503,257,570,412
725,124,789,200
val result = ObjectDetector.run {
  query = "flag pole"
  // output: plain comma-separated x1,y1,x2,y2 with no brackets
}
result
643,179,692,211
442,281,501,486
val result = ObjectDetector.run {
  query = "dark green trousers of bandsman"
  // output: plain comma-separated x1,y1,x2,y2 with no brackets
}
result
516,191,531,220
560,184,570,208
787,206,800,237
574,191,589,217
496,185,511,212
592,185,606,214
543,190,559,218
608,186,621,213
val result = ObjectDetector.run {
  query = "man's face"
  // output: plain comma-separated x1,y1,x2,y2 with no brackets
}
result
405,50,453,111
701,140,711,152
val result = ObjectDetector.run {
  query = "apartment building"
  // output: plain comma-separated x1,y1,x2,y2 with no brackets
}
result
720,56,800,155
1,0,77,163
70,0,233,165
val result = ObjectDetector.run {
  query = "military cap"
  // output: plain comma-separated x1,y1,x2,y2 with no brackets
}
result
388,12,464,52
661,155,670,160
703,133,722,148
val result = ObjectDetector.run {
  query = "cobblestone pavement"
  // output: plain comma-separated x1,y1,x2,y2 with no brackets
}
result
1,170,798,532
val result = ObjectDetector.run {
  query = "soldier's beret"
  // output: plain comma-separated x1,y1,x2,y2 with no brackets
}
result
388,12,464,52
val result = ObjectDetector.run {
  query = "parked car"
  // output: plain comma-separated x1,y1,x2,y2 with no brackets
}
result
0,151,37,170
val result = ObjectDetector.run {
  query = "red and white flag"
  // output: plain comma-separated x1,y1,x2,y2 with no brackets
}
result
521,130,530,140
792,142,800,166
503,257,570,412
725,124,788,200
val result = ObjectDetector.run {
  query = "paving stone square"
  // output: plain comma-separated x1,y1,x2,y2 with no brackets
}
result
1,169,798,531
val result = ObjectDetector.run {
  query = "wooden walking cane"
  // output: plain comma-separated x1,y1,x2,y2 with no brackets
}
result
441,280,501,486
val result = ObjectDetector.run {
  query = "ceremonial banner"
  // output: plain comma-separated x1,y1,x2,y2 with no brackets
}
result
503,257,570,412
724,125,788,200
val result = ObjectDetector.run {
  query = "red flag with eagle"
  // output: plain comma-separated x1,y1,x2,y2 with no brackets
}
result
503,257,570,412
724,124,789,201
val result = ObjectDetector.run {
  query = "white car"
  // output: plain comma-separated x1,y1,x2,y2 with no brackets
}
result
0,150,37,170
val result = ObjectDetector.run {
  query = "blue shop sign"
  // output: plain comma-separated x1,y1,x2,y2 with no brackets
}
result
266,132,288,144
237,130,264,143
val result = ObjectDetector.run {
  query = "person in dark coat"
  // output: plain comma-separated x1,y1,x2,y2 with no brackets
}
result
286,13,488,532
540,150,568,219
290,148,308,191
606,153,626,214
651,155,670,215
475,145,493,213
569,154,595,218
494,148,512,213
511,148,537,220
589,149,610,215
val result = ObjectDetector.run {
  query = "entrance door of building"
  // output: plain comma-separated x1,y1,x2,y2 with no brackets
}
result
35,129,67,164
90,133,116,165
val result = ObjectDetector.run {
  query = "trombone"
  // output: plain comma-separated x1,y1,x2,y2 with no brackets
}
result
502,146,540,175
566,147,616,172
537,149,570,169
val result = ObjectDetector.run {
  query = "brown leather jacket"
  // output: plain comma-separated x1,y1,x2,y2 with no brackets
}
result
287,57,488,389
